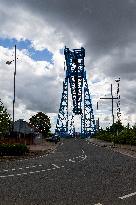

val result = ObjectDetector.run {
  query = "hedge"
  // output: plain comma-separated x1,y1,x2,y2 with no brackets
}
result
0,144,29,156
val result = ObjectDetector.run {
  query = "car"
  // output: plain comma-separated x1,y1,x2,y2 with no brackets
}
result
46,134,60,143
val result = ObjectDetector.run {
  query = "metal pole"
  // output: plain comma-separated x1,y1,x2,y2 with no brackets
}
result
12,45,16,132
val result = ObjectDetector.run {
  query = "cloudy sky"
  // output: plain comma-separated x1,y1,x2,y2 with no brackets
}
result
0,0,136,132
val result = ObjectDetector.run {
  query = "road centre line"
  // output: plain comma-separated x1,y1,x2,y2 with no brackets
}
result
52,164,60,168
69,159,76,163
0,150,87,178
0,151,87,179
0,164,43,173
119,191,136,199
0,165,65,178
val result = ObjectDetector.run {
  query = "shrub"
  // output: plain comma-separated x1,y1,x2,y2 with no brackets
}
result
0,144,29,156
95,130,113,142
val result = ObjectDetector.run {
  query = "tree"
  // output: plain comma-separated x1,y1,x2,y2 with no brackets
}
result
29,112,51,137
0,100,11,137
109,120,124,135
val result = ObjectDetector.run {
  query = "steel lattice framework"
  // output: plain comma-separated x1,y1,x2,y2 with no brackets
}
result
55,47,96,138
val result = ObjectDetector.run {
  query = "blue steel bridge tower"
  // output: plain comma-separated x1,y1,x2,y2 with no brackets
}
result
55,47,96,138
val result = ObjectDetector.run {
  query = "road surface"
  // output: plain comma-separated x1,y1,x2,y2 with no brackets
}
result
0,138,136,205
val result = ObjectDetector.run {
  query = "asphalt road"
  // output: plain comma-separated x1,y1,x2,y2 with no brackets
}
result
0,138,136,205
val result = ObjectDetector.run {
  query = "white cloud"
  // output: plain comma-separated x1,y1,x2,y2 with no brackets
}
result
0,0,136,133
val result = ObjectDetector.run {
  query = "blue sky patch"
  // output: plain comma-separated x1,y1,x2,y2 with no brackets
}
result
0,37,53,63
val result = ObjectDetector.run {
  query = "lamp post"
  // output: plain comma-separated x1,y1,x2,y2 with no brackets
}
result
6,45,17,132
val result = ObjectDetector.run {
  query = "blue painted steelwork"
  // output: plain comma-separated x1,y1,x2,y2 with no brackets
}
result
55,46,96,138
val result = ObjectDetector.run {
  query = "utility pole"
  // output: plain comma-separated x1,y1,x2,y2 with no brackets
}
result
100,84,118,125
115,78,121,121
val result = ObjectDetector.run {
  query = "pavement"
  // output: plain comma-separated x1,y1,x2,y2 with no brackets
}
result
0,139,59,161
88,138,136,158
0,138,136,205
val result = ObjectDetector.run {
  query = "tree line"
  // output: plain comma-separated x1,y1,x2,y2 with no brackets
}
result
0,100,51,138
93,120,136,146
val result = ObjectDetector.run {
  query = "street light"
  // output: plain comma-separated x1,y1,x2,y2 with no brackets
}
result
6,45,17,132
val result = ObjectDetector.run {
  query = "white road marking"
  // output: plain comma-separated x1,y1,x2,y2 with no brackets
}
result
82,149,85,154
8,174,14,177
69,159,76,163
29,171,34,174
22,173,27,175
52,164,60,168
0,150,87,178
79,154,87,162
0,164,43,173
119,192,136,199
94,203,103,205
35,170,40,173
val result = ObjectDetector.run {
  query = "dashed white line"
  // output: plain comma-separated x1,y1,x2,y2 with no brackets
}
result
8,174,14,177
35,171,40,173
22,173,27,175
119,192,136,199
0,150,87,178
69,159,75,163
29,171,34,174
52,164,60,168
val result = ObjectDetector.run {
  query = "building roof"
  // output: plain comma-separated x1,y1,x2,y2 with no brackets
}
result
13,119,40,134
